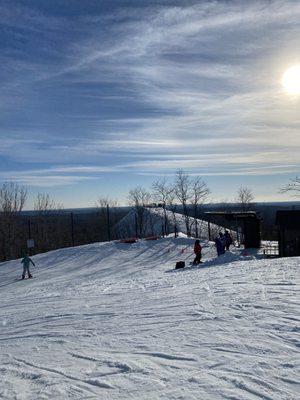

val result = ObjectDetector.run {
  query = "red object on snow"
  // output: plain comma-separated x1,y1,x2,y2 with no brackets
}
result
144,236,160,241
120,238,138,244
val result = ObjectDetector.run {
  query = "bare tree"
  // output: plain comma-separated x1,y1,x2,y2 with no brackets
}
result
96,196,119,210
190,177,210,237
0,182,27,213
34,193,63,213
174,170,192,236
166,187,178,237
128,186,151,237
0,182,27,261
236,186,255,211
95,196,119,240
152,177,173,235
280,176,300,197
33,193,66,253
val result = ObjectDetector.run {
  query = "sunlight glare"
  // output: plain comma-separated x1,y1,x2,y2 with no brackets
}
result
282,65,300,94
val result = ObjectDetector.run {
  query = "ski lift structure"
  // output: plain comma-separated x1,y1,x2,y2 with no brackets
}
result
276,210,300,257
205,211,261,249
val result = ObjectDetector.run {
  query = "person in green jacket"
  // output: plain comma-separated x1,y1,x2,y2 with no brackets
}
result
21,254,35,279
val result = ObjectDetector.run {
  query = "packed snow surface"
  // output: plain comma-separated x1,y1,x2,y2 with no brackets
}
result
0,236,299,399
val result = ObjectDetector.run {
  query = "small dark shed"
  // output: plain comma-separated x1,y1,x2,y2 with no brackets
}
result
205,211,261,249
276,210,300,257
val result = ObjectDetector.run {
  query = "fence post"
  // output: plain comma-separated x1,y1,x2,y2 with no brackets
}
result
71,212,75,247
135,212,138,238
235,215,240,246
163,203,167,236
28,219,31,240
27,219,32,255
106,204,111,242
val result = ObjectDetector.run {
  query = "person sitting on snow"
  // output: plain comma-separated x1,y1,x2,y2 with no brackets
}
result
224,230,233,251
193,239,202,265
21,254,35,279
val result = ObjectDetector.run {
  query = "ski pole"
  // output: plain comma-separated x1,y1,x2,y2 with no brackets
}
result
180,243,192,254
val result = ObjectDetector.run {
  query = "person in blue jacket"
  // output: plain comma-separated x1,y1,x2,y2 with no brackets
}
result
21,254,35,279
215,233,225,256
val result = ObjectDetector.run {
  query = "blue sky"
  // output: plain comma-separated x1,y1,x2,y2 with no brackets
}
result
1,0,300,208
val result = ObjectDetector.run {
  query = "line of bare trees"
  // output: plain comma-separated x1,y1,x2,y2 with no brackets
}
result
127,170,211,238
0,182,27,261
125,172,260,239
0,185,74,261
0,184,124,262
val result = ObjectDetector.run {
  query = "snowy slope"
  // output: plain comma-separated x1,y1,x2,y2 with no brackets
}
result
0,237,299,400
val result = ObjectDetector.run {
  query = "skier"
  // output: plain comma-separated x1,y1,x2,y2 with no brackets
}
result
21,254,35,279
224,230,233,251
193,239,202,265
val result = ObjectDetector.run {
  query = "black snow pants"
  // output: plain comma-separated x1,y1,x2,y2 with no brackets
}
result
193,253,202,264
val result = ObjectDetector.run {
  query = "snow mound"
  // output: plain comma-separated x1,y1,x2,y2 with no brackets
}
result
206,249,256,265
0,237,299,400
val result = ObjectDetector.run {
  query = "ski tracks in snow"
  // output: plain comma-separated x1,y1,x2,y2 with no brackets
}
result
0,238,299,399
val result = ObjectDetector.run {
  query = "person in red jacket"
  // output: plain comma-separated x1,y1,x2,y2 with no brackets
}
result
193,239,202,265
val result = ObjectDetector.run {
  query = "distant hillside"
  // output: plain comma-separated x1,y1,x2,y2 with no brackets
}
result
21,201,300,216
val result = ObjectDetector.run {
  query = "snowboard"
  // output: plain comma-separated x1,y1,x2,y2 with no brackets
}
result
189,261,203,266
19,276,36,281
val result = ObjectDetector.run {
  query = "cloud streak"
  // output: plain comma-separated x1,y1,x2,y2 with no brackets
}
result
0,0,299,202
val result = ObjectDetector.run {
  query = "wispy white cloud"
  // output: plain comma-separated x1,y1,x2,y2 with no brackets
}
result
1,174,98,188
1,153,298,188
1,0,300,196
